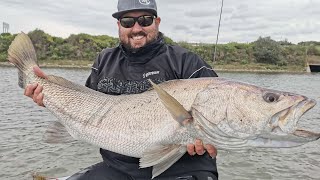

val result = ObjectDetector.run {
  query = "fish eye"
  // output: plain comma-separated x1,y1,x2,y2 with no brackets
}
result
263,93,279,103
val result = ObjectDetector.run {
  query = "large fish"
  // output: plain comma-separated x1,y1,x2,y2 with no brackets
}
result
8,33,320,178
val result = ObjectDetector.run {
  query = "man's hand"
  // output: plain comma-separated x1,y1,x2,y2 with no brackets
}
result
187,139,217,158
24,66,47,107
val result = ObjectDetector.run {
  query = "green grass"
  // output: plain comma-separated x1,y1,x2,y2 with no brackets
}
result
212,62,306,72
0,59,310,73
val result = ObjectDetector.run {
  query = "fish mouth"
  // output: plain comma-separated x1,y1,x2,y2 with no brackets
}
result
252,97,319,148
266,98,320,144
270,98,317,134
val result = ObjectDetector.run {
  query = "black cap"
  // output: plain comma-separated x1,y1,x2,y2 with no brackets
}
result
112,0,157,19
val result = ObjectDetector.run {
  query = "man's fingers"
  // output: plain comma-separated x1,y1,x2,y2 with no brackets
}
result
195,139,205,155
187,140,217,158
33,66,47,79
24,83,37,97
205,144,217,158
32,85,43,104
33,84,43,96
36,93,45,107
187,144,195,156
23,66,46,107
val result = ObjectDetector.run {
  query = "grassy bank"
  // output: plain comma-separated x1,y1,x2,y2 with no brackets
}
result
213,63,307,73
0,60,93,69
2,30,320,73
1,60,309,73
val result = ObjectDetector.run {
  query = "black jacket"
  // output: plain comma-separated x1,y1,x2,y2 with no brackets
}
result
85,33,218,179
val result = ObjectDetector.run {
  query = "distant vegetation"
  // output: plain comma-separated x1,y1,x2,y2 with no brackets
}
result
1,29,320,71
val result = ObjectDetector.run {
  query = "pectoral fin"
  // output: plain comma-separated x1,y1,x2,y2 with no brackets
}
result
140,144,186,179
148,79,193,125
44,121,76,143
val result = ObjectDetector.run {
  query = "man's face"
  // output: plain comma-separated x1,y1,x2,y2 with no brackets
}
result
118,11,161,51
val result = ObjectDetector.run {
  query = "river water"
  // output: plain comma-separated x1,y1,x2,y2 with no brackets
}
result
0,66,319,180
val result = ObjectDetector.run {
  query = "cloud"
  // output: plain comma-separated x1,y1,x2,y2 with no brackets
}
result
173,25,189,31
199,24,214,30
1,0,319,44
185,11,217,18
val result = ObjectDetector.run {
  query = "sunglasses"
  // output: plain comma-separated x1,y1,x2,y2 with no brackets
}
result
119,15,156,28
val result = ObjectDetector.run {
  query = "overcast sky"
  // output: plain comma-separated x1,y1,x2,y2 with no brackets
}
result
1,0,319,44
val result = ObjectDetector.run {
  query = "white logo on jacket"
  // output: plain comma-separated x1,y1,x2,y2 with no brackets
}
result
143,71,159,78
139,0,150,5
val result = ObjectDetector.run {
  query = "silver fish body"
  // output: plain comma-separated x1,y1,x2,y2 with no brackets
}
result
8,33,320,178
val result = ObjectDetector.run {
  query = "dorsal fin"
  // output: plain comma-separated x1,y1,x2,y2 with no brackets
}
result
148,79,193,125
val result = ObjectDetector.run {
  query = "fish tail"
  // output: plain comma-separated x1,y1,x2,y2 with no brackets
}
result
7,32,39,88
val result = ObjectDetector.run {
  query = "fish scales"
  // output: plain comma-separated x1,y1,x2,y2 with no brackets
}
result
43,76,213,157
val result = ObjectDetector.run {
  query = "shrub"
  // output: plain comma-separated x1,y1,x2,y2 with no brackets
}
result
253,36,284,65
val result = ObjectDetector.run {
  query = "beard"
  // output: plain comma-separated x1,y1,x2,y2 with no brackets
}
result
119,28,159,52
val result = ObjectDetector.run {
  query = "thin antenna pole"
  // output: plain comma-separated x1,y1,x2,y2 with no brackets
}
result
188,0,224,78
213,0,224,63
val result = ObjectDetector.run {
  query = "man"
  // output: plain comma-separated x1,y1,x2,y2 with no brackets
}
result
25,0,219,179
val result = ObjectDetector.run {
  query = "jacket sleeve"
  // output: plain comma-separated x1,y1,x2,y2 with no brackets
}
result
85,53,102,90
181,51,218,79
